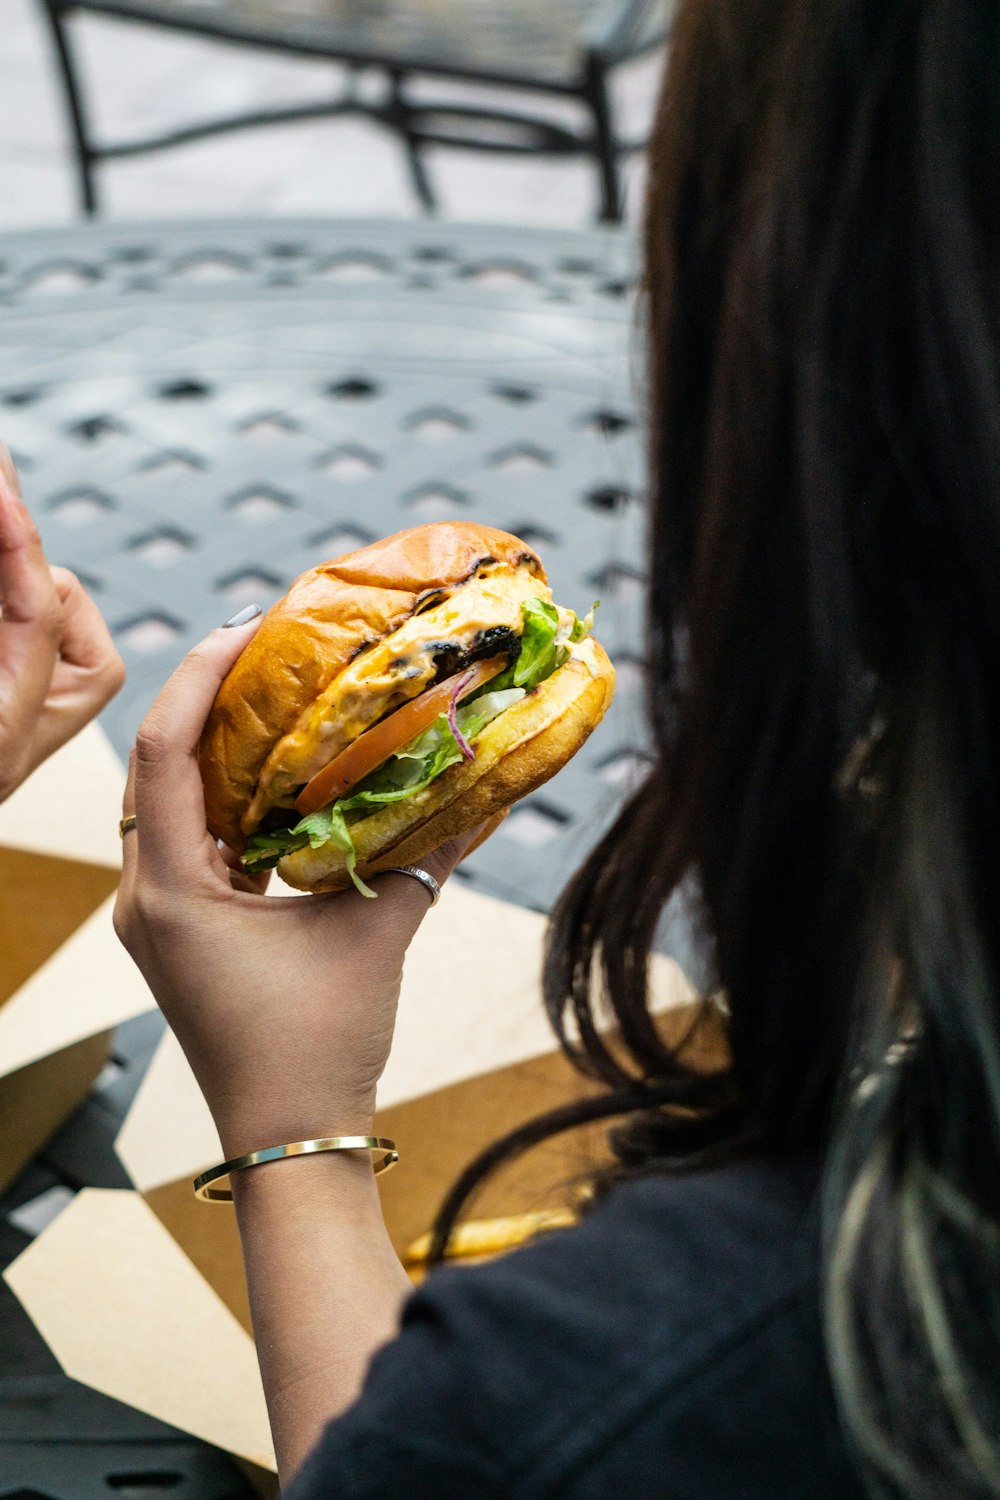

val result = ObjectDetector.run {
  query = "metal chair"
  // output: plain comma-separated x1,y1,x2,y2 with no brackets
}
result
40,0,670,222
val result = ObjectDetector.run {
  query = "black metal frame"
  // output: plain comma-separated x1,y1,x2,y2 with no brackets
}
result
39,0,668,222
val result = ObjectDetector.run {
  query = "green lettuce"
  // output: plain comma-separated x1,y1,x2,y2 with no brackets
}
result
240,688,526,888
514,598,564,687
459,686,527,739
240,830,305,873
309,803,376,897
480,598,567,697
569,601,599,643
242,803,376,897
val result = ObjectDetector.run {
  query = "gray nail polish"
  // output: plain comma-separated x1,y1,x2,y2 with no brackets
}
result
222,604,262,628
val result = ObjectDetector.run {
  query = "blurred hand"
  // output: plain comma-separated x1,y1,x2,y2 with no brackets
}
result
113,619,481,1158
0,443,125,804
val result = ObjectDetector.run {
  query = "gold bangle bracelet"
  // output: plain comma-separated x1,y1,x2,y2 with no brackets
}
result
193,1135,399,1202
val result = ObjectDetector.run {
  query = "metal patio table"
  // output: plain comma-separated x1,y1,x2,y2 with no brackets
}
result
41,0,670,221
0,213,651,1495
0,217,649,909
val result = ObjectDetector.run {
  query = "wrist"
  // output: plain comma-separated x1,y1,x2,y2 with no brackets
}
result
211,1092,377,1162
228,1142,392,1237
217,1116,377,1162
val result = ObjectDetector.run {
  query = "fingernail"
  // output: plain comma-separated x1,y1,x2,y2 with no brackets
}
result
222,604,262,628
0,448,27,546
0,440,21,495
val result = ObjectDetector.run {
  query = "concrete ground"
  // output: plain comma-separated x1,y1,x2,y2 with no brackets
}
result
0,0,661,230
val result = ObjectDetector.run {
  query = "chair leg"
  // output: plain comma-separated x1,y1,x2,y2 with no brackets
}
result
388,69,437,214
40,0,99,216
585,57,622,224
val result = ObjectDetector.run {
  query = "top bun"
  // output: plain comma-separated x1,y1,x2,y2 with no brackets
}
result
199,523,544,849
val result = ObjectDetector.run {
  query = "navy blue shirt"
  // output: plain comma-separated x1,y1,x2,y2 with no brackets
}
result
287,1152,867,1498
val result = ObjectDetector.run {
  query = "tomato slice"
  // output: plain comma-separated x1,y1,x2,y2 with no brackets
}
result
293,655,507,817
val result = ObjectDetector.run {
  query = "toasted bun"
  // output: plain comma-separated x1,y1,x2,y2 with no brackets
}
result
200,524,544,849
278,638,616,893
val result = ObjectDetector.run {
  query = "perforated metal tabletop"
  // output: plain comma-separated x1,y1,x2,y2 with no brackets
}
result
0,217,649,915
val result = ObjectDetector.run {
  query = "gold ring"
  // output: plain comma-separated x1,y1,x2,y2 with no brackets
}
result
119,814,137,838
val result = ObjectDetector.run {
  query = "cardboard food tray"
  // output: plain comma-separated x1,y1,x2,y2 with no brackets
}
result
6,876,697,1479
0,724,155,1193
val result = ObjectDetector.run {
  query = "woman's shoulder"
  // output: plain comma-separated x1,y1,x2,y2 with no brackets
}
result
406,1147,826,1360
288,1150,863,1500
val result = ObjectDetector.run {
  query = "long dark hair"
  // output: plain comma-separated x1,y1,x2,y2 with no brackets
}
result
435,3,1000,1494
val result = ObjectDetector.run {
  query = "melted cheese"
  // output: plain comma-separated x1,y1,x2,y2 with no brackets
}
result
246,565,552,830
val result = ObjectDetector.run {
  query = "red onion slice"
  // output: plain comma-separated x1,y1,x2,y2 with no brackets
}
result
448,670,477,761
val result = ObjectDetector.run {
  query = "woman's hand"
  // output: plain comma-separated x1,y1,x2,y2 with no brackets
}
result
113,616,477,1158
114,615,502,1482
0,443,125,804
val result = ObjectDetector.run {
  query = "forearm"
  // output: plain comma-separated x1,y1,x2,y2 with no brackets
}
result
110,598,479,1483
231,1151,412,1486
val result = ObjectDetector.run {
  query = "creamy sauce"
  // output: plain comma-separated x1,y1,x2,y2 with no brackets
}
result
245,564,554,830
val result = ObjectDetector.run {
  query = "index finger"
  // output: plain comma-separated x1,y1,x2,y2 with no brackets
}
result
50,565,123,677
0,450,62,735
133,609,262,883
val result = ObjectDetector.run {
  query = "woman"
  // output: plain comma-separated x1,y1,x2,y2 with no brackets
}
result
114,2,1000,1496
0,443,124,804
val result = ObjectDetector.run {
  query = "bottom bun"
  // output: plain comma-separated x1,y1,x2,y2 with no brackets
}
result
278,638,615,893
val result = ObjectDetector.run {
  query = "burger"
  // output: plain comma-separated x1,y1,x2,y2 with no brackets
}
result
199,522,616,894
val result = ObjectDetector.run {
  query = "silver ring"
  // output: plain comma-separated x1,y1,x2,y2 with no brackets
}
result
382,865,440,907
